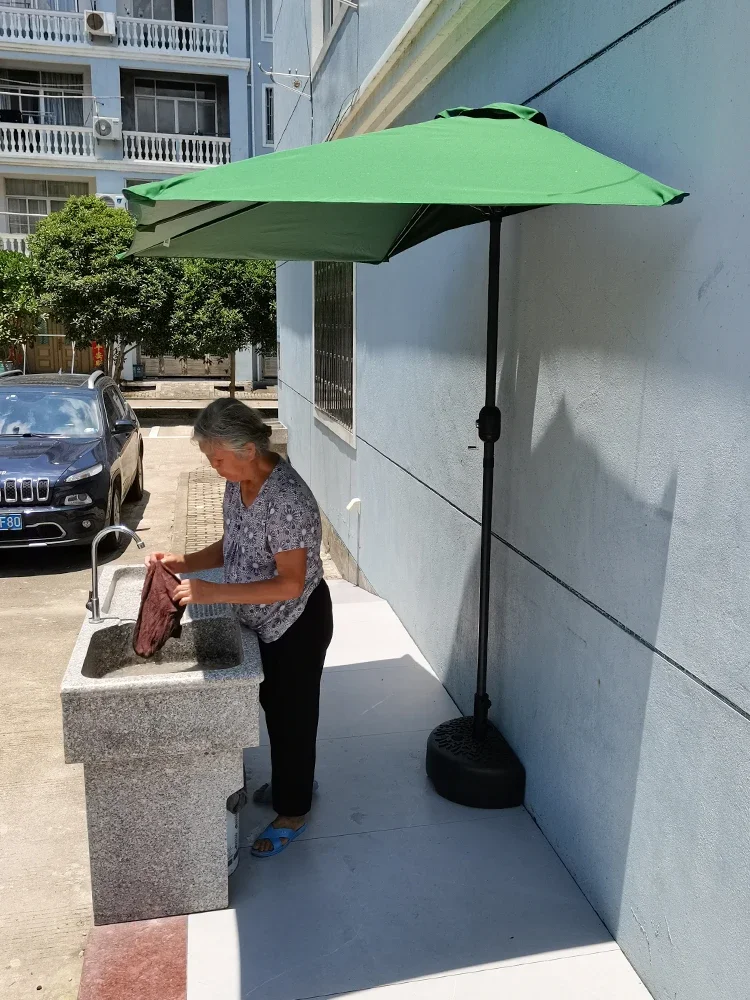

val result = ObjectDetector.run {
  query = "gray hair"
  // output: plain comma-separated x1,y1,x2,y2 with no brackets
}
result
193,398,272,455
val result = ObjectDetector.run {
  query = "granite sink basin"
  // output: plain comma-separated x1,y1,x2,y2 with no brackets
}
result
60,563,262,925
81,619,243,678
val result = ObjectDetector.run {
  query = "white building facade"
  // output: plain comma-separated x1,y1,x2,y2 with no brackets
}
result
0,0,274,378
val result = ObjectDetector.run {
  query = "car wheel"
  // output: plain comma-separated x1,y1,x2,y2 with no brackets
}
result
101,484,122,553
127,450,144,502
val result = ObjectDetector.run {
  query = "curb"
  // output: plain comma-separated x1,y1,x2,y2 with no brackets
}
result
171,471,191,554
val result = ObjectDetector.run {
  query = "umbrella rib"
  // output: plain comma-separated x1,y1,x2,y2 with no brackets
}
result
137,200,263,235
383,204,432,260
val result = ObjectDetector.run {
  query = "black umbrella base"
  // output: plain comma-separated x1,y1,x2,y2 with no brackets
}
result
426,716,525,809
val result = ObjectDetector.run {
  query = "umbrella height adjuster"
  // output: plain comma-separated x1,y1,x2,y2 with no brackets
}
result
476,405,501,443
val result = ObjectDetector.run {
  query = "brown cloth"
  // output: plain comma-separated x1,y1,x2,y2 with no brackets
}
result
132,561,185,657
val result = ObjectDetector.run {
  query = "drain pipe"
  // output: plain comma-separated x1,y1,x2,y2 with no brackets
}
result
346,497,361,588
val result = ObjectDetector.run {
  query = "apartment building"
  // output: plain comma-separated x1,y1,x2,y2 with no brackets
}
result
0,0,274,376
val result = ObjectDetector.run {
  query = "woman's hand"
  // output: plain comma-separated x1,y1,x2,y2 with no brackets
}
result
173,578,220,607
145,551,188,573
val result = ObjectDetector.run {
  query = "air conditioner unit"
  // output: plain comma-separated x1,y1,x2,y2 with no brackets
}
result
93,116,122,141
96,193,127,209
84,9,116,37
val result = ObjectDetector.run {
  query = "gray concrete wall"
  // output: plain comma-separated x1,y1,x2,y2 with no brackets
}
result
276,3,750,999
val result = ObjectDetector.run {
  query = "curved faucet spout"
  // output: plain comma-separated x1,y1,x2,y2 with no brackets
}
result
88,525,146,623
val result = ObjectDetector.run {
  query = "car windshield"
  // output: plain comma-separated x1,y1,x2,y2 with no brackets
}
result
0,390,101,438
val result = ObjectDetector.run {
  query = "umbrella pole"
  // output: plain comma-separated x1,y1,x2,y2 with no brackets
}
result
474,212,502,741
425,213,525,808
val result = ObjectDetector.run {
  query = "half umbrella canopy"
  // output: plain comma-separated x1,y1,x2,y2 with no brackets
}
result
123,103,686,262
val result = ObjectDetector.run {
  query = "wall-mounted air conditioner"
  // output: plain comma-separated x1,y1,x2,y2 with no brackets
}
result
85,10,116,37
96,193,127,209
93,116,122,141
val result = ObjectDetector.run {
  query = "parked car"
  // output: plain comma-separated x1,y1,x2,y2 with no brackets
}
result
0,371,143,551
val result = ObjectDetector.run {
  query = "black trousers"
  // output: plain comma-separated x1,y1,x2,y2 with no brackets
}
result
258,580,334,817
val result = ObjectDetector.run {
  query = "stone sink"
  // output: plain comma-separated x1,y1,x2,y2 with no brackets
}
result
81,619,242,678
61,565,262,926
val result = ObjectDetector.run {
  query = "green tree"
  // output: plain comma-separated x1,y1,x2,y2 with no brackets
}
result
170,258,276,393
0,250,41,365
27,196,179,381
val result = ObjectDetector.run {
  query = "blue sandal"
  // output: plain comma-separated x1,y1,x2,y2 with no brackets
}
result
251,822,307,858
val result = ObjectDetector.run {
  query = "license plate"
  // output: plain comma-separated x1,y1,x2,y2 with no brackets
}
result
0,513,23,531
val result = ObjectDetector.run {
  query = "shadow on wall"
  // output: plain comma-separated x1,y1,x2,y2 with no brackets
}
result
443,424,675,935
440,208,684,943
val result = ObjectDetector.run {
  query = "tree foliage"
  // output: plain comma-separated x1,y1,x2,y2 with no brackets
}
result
6,197,276,381
0,249,40,351
27,197,177,370
169,258,277,361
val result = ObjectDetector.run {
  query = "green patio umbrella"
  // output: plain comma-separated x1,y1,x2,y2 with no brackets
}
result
124,104,686,808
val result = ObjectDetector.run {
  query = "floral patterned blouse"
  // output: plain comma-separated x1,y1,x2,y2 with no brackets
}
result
222,458,323,642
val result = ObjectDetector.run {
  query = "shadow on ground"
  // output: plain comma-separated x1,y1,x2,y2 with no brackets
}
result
0,490,150,579
227,655,619,1000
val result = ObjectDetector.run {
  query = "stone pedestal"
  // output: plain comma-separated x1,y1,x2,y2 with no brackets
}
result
83,751,243,925
61,566,262,925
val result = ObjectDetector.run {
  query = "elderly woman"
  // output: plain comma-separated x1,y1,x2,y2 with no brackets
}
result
146,398,333,858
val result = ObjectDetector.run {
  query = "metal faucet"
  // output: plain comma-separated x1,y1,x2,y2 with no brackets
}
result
88,525,146,623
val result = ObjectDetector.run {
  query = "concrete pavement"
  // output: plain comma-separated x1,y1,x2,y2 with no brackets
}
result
2,411,649,1000
76,579,651,1000
0,419,208,1000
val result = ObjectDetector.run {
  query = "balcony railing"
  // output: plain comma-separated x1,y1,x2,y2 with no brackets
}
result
122,131,230,166
0,7,86,44
0,122,95,159
0,5,229,54
0,232,29,253
117,15,228,56
0,211,47,254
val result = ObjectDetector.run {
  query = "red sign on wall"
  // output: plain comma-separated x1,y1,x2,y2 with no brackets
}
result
92,343,106,368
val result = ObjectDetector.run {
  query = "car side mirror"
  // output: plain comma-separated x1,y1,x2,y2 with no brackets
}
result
113,418,137,435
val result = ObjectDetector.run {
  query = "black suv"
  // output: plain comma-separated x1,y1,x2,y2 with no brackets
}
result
0,371,143,550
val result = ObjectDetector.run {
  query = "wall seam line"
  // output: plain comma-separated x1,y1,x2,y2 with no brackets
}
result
524,0,690,103
279,362,748,724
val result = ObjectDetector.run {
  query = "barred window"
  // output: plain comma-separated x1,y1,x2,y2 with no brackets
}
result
314,262,354,433
263,85,274,146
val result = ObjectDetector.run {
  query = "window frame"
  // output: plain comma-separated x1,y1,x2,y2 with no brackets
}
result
116,0,227,24
4,178,89,234
312,261,356,449
322,0,337,37
3,0,79,10
134,77,218,136
312,0,349,80
260,0,273,40
262,84,274,147
0,70,88,128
